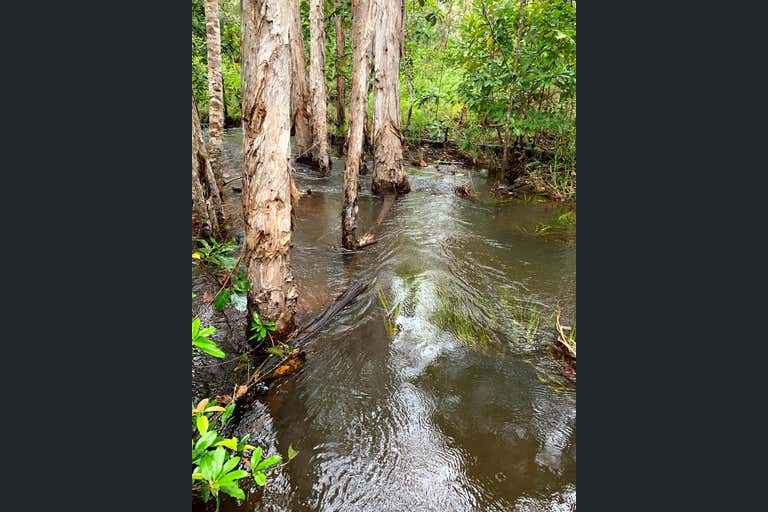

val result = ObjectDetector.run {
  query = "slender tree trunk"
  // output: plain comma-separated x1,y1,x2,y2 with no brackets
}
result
205,0,225,190
289,0,314,162
334,9,346,131
241,0,298,338
192,91,225,239
501,0,526,181
309,0,331,176
342,0,375,249
371,0,410,195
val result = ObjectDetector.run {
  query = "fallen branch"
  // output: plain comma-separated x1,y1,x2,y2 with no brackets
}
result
555,308,576,359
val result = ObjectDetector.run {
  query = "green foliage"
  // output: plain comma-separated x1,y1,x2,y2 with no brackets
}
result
192,399,287,510
249,312,276,342
192,317,225,359
194,238,250,312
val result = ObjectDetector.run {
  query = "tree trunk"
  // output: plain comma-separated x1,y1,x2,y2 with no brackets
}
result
334,9,346,131
501,0,526,181
192,91,225,240
241,0,298,338
309,0,331,176
288,0,313,162
205,0,225,190
371,0,410,195
342,0,375,249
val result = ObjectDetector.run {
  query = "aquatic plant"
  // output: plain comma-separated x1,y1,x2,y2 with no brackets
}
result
377,286,402,339
432,285,493,349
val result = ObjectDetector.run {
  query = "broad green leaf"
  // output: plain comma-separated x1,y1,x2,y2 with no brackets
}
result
236,434,251,452
287,444,298,461
254,454,282,471
214,289,231,311
253,471,266,486
195,430,218,452
200,452,216,481
199,326,216,337
192,318,200,338
210,447,227,479
215,438,237,450
250,447,262,469
220,485,245,500
222,470,249,482
219,402,235,426
222,456,240,475
197,414,209,435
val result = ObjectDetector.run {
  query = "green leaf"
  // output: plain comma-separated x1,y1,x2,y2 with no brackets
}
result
230,292,247,312
215,438,237,450
219,402,236,426
199,326,216,338
214,289,231,311
200,452,216,481
220,485,245,500
197,414,209,435
221,456,240,475
192,318,200,338
253,454,282,471
287,444,298,461
193,339,225,359
253,471,266,486
250,447,262,469
266,347,285,358
233,278,250,293
222,469,249,482
210,447,227,479
195,430,218,452
236,434,251,452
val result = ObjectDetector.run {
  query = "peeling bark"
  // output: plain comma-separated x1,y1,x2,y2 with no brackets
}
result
371,0,410,195
241,0,298,338
342,0,375,249
309,0,331,176
288,0,313,161
192,91,225,239
334,9,346,130
205,0,225,190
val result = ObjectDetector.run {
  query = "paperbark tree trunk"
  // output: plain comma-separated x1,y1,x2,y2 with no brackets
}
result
371,0,410,195
309,0,331,176
334,9,346,130
241,0,299,338
342,0,375,249
204,0,225,190
192,91,225,239
288,0,313,162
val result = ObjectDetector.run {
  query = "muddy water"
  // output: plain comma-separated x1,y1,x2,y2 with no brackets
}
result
193,129,576,511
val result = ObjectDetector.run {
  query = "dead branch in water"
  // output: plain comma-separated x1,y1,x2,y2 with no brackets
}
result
555,308,576,359
212,278,373,405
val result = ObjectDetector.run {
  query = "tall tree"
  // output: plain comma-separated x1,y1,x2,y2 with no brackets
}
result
289,0,314,162
342,0,375,249
204,0,225,190
501,0,527,179
334,6,346,130
371,0,410,194
241,0,299,338
309,0,331,176
192,91,225,239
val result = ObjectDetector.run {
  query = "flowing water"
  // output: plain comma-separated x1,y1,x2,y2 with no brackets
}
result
193,129,576,511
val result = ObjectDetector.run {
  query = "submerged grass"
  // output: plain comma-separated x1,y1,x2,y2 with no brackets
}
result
432,285,495,351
